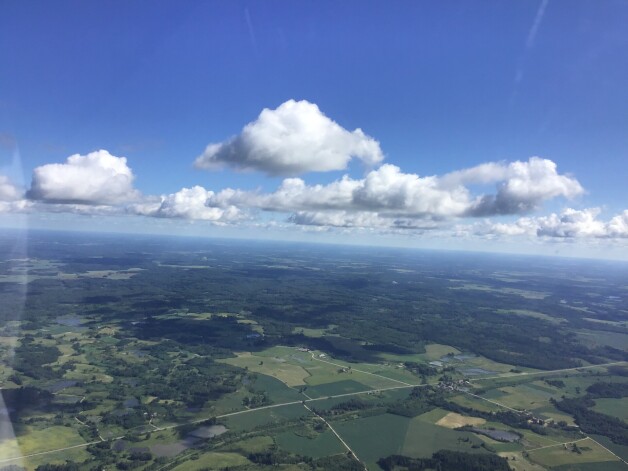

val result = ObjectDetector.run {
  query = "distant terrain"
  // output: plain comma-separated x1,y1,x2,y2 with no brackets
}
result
0,230,627,471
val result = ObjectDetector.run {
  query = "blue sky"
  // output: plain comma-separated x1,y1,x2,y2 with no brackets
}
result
1,1,627,258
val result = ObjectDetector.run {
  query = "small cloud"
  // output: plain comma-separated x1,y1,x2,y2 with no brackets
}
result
194,99,384,176
536,208,627,238
476,208,628,239
464,157,583,216
28,150,140,205
130,186,244,223
0,175,23,202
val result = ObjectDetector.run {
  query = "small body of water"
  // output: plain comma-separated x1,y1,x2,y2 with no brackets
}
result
469,428,520,442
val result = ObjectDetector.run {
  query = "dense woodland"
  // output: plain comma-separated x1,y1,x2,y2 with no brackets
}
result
377,451,511,471
1,231,627,469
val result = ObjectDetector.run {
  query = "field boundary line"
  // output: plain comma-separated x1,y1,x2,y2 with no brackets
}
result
587,436,628,466
470,361,627,382
0,440,102,463
526,436,589,452
303,403,368,471
3,361,624,464
310,352,413,386
462,391,523,413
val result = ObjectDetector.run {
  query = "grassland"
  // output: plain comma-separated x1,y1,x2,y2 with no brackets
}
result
577,330,628,350
224,403,307,431
0,426,86,458
436,412,487,429
402,418,485,457
593,398,628,423
275,429,345,457
219,351,311,386
171,452,251,470
527,437,621,467
2,236,627,471
482,383,557,411
332,413,410,470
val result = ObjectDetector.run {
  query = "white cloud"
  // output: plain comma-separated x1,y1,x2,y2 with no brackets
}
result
194,99,384,175
476,208,628,239
462,158,584,216
28,150,140,204
606,210,628,238
0,175,22,201
130,186,244,223
0,199,33,214
289,211,388,228
288,210,440,230
535,208,625,238
221,158,580,221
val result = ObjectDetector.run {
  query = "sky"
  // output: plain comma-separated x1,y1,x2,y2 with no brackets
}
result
0,1,627,259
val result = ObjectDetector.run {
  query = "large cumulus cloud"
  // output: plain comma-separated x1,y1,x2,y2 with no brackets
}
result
203,157,581,221
28,150,140,204
194,99,384,175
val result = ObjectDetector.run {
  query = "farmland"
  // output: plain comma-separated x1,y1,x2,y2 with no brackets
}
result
0,230,627,470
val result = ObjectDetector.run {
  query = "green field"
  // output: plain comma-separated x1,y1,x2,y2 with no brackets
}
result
247,373,304,403
527,438,620,467
224,403,307,431
275,429,345,457
592,397,628,423
0,426,86,458
305,379,372,398
402,418,485,457
332,413,410,470
483,383,557,411
576,330,628,351
220,351,311,386
171,452,251,470
225,435,274,454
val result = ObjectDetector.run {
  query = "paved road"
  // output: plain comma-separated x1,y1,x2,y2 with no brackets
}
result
310,351,414,386
1,359,625,464
303,403,368,470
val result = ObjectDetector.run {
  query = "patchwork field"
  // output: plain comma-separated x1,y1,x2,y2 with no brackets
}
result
527,437,621,468
171,452,251,470
0,426,87,458
332,413,410,470
275,429,345,457
402,418,486,458
436,411,487,429
220,351,311,386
